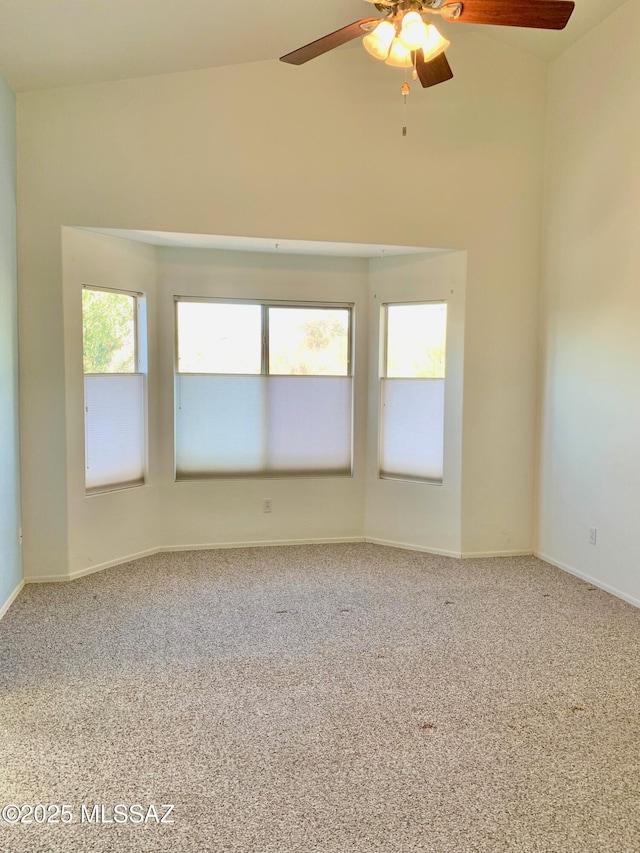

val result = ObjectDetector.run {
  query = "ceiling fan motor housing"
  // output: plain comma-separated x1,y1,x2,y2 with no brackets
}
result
373,0,463,21
373,0,451,10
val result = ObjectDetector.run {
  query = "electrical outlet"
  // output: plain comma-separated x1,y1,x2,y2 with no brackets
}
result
263,499,272,514
589,527,597,545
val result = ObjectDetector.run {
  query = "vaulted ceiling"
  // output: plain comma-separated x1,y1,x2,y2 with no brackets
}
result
0,0,628,92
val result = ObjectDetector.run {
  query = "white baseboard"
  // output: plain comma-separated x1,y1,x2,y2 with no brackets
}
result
0,579,25,621
461,549,533,559
364,538,532,559
25,537,366,583
26,547,163,583
21,538,542,586
536,551,640,609
161,536,365,553
364,537,462,558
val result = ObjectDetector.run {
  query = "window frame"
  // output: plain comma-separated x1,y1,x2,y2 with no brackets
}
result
379,298,447,485
174,296,353,378
173,296,355,482
82,284,147,494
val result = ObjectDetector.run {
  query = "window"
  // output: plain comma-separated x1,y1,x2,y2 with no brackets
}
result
82,287,146,492
379,301,447,483
174,299,353,479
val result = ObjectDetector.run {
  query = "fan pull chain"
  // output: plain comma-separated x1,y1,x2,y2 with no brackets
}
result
401,80,410,137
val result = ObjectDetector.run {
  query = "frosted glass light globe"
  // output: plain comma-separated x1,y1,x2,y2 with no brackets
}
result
385,37,413,68
363,20,396,61
398,11,428,50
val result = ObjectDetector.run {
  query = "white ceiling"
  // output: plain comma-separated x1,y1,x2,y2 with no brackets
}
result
0,0,627,92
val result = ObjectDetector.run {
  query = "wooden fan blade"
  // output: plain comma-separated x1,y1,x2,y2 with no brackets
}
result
280,19,377,65
444,0,574,29
413,50,454,88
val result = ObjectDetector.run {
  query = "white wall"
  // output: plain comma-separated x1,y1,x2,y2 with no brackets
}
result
0,72,22,613
18,33,547,578
365,251,466,556
538,0,640,605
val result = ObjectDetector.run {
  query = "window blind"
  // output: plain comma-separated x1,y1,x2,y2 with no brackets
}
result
379,378,445,483
84,374,145,491
175,374,352,479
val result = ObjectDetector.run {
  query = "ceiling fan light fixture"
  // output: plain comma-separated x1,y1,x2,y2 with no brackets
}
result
384,37,413,68
420,23,450,63
363,19,396,61
398,11,428,50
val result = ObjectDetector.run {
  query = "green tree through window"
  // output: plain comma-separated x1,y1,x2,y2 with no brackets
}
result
82,289,136,373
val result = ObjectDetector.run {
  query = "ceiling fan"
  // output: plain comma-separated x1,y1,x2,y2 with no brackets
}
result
280,0,575,90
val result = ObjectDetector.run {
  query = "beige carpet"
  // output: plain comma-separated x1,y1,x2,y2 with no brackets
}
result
0,543,638,852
